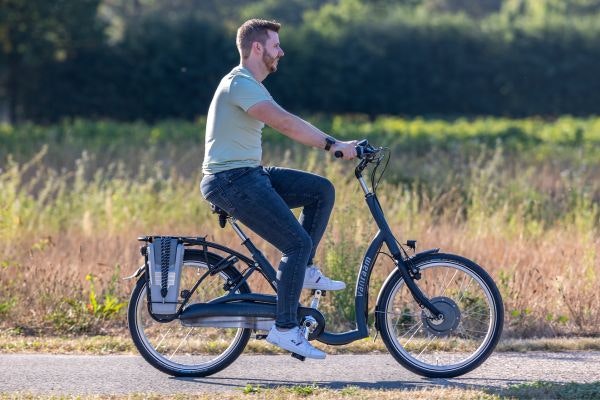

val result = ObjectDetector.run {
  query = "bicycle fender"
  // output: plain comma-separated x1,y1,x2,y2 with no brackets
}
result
123,264,145,281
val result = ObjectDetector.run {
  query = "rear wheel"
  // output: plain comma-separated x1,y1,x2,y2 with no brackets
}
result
377,253,503,378
128,250,252,377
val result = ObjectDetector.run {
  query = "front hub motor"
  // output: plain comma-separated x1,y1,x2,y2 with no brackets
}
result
421,296,461,337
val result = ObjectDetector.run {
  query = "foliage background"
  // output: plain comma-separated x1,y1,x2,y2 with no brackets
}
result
3,0,600,123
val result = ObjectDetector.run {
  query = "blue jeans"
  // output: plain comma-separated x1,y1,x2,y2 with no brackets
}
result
200,166,335,328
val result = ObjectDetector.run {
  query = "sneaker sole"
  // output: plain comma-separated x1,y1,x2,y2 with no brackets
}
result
266,336,326,359
302,284,346,291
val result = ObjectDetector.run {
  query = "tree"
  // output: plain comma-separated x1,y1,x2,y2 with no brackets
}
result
239,0,329,26
0,0,105,123
421,0,503,18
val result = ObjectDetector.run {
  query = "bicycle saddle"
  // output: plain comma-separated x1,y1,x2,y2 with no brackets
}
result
210,203,230,228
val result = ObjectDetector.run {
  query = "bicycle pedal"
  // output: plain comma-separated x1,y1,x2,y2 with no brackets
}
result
291,352,306,362
255,334,268,340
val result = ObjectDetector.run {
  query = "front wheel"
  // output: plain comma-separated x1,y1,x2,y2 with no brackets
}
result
376,253,503,378
128,250,252,377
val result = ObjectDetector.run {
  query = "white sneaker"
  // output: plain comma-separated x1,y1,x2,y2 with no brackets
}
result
265,325,326,359
303,266,346,291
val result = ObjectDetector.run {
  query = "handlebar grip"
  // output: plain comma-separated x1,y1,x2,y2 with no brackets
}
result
334,151,343,158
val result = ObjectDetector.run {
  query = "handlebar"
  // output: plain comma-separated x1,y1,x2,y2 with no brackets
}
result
334,139,380,160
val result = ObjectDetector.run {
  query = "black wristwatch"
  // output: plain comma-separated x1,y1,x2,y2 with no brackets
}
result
324,137,336,151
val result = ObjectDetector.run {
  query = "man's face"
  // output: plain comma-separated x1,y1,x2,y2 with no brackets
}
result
261,30,284,73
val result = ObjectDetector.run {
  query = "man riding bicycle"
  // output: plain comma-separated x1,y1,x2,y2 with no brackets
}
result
200,19,358,359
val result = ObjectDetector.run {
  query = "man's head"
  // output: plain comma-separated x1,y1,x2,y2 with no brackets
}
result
236,19,284,73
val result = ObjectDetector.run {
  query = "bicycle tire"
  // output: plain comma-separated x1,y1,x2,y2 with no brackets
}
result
128,249,252,377
376,253,503,378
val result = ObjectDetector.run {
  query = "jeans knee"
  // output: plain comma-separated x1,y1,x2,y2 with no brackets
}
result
298,232,313,254
302,233,313,253
283,231,312,260
320,178,335,206
326,179,335,199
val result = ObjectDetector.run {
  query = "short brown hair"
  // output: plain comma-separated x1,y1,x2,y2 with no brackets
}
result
236,19,281,59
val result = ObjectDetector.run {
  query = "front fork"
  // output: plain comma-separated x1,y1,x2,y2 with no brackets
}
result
395,254,444,320
358,171,444,321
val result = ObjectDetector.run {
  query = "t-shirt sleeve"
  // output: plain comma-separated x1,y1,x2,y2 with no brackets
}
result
229,76,272,112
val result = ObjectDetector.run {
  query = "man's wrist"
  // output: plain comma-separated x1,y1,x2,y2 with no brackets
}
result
324,137,336,151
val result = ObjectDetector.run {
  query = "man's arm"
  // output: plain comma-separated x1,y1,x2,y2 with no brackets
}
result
247,100,356,160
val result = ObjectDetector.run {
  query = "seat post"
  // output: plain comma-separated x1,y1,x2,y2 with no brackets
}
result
228,218,249,241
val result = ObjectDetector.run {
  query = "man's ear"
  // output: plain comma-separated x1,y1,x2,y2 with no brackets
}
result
252,41,263,55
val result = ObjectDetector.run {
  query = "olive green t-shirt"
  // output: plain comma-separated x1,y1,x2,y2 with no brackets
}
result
202,66,273,174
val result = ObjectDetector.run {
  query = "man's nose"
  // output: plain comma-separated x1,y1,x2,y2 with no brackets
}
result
279,48,285,57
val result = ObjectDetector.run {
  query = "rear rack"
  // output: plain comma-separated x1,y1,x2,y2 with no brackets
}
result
137,236,208,244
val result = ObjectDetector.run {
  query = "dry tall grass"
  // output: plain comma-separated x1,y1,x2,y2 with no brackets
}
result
1,121,599,338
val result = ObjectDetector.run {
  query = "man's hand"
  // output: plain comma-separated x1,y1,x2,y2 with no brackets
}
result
331,140,358,160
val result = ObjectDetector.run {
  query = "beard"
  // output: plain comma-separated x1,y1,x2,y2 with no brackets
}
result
262,52,279,73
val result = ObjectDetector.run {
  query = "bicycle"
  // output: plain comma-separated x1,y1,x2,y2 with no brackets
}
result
125,140,504,378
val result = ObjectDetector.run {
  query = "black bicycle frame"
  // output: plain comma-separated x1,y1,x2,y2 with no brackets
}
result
315,163,443,345
169,158,443,346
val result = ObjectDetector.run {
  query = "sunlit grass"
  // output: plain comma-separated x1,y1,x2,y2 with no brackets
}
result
2,382,600,399
0,117,599,338
1,329,599,354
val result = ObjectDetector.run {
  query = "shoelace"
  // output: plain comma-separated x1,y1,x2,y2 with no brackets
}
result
310,268,324,279
296,328,307,345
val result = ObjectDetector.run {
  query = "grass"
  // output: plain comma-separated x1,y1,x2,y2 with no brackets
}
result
497,381,600,399
1,382,599,399
0,117,599,338
1,333,599,355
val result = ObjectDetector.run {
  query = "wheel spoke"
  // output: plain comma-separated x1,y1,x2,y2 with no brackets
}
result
460,326,490,335
129,257,251,377
440,269,459,297
402,321,424,346
380,257,502,377
399,320,423,340
383,308,423,339
377,309,418,318
462,306,490,316
155,327,173,352
456,276,475,303
169,328,194,360
416,335,438,358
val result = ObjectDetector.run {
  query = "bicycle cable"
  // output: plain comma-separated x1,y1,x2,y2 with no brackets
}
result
368,147,410,261
370,147,390,197
378,250,396,264
395,237,411,260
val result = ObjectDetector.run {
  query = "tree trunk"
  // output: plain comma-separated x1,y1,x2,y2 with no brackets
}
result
7,26,20,125
8,58,19,125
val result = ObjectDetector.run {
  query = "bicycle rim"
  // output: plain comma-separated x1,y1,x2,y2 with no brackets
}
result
381,257,501,374
131,258,250,375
